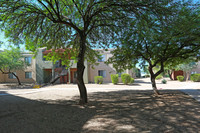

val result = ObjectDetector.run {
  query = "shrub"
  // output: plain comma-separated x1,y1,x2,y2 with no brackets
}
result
130,78,134,84
110,74,119,84
156,74,163,80
94,76,103,84
177,76,184,82
162,79,167,84
190,74,200,82
121,73,131,85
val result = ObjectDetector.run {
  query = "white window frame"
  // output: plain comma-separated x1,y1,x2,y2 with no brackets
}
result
25,72,32,79
25,56,32,65
98,70,106,78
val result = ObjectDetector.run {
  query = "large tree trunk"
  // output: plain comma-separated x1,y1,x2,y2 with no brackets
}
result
77,34,88,104
12,72,21,85
148,65,162,95
150,76,160,95
168,70,173,80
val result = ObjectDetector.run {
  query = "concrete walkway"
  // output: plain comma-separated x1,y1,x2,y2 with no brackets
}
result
0,78,199,102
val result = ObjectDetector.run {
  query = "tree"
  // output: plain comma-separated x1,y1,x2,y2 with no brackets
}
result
107,2,200,95
176,60,198,81
0,47,26,85
0,0,168,104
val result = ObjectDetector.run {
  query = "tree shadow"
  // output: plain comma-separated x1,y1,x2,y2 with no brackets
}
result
0,90,199,133
79,90,200,133
0,93,96,133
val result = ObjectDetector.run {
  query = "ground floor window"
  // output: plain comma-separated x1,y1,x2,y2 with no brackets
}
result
25,72,32,79
8,72,16,79
98,70,106,78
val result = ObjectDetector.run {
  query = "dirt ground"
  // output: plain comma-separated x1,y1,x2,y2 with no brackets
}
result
0,79,200,133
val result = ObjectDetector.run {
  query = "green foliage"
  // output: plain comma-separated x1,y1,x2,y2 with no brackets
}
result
94,76,103,84
156,74,163,80
145,74,150,78
130,78,135,84
162,79,167,84
177,76,184,82
121,74,131,85
106,2,200,92
176,60,198,72
110,74,119,84
190,74,200,82
0,47,25,72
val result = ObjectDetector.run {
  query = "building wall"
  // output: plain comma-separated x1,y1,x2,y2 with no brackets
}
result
191,61,200,74
36,48,89,84
0,53,36,83
88,49,135,83
35,48,54,84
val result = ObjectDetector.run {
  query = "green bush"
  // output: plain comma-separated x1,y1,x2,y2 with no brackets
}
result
190,74,200,82
111,74,119,84
121,73,131,85
94,76,103,84
162,79,167,84
156,74,163,80
130,78,134,84
177,76,184,82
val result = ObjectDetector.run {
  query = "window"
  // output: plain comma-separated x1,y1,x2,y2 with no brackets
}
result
98,70,106,78
25,57,32,65
98,55,106,62
25,72,32,79
8,72,16,79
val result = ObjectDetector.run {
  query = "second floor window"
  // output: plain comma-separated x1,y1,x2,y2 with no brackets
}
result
25,57,32,65
98,55,106,62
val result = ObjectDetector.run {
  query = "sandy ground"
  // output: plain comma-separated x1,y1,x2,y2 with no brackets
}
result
0,78,199,133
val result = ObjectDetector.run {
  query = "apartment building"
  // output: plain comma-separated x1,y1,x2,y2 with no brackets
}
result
0,52,36,83
88,49,135,83
0,48,134,84
191,61,200,74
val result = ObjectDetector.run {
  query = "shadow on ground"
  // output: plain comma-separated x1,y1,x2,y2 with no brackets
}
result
0,90,200,133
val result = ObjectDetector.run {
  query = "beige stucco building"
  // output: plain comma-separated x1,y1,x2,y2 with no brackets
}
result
88,49,135,83
0,52,36,83
0,48,135,84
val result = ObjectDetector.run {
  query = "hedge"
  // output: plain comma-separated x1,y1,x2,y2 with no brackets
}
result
94,76,103,84
121,73,131,85
110,74,119,84
177,76,184,82
191,74,200,82
130,78,134,84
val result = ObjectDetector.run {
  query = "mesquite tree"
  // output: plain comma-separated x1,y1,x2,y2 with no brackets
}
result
0,0,172,103
0,47,26,85
107,2,200,95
